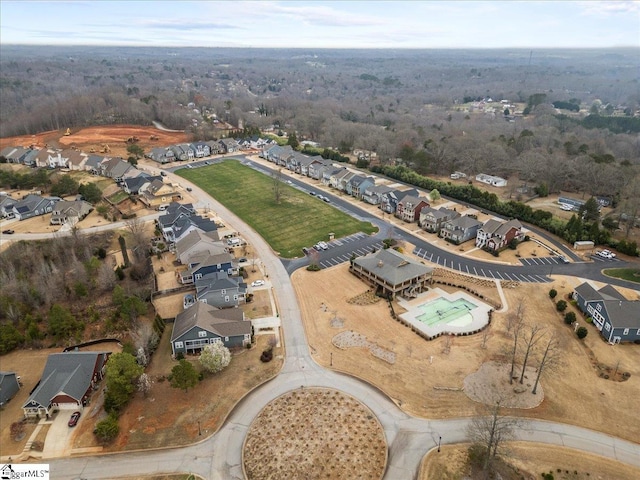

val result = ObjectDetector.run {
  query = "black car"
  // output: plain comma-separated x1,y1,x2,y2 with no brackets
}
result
2,229,14,235
186,187,193,192
68,411,81,427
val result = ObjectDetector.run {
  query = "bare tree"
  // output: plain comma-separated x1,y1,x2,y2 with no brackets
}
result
531,336,562,394
506,297,526,334
137,373,152,398
467,401,519,472
272,168,284,204
480,325,491,349
125,217,148,258
518,324,545,385
508,312,525,384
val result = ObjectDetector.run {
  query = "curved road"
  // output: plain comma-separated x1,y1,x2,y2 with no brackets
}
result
39,159,640,479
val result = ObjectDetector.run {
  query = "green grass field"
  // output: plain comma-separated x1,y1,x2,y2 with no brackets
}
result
602,268,640,284
177,160,377,258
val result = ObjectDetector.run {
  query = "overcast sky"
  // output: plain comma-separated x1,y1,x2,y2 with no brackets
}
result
1,1,638,49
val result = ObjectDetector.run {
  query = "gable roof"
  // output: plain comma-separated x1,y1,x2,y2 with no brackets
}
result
195,271,246,296
575,282,640,330
172,302,249,341
175,229,223,256
353,248,433,286
446,215,482,230
188,252,235,275
23,351,109,409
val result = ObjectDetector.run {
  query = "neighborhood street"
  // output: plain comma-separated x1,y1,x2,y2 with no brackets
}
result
47,168,640,480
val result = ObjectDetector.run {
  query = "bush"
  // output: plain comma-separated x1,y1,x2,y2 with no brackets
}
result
556,300,567,312
260,348,273,363
94,413,119,443
576,326,588,339
564,312,576,325
306,264,320,271
549,289,557,299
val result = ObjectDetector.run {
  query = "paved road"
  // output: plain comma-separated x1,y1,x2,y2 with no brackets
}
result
48,166,640,479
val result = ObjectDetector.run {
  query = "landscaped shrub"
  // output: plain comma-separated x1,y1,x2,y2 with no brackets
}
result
260,348,273,363
576,326,588,339
556,300,567,312
564,312,576,325
549,289,557,299
306,264,320,271
94,412,119,443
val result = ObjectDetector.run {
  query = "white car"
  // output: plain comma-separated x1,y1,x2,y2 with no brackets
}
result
251,280,265,287
598,250,616,259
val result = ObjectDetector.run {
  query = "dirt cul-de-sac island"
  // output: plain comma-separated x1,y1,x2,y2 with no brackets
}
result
243,388,387,480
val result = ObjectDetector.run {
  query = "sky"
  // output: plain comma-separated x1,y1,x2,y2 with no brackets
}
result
1,0,639,49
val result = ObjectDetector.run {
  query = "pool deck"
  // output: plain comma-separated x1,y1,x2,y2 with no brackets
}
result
397,288,492,339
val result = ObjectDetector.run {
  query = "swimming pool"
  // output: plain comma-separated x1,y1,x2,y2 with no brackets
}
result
416,297,477,327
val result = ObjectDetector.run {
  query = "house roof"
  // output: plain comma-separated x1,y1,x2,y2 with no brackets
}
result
52,200,92,217
353,248,433,286
399,195,428,210
188,252,235,275
420,206,459,220
0,372,20,404
23,352,109,409
176,229,224,257
445,215,482,230
575,282,640,329
12,194,53,215
171,302,249,342
195,271,246,297
481,218,523,236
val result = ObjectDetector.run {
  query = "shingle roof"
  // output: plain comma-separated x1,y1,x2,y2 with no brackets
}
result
353,248,433,286
23,352,109,409
171,302,250,341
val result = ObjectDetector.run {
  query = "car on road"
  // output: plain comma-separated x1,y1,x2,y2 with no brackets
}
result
309,191,316,196
318,241,329,250
238,257,247,263
68,411,81,427
302,247,311,254
1,229,14,235
323,197,330,203
205,160,212,165
597,249,616,259
251,280,265,287
317,195,324,201
559,256,569,264
186,164,193,169
287,180,293,184
160,171,167,176
186,187,192,192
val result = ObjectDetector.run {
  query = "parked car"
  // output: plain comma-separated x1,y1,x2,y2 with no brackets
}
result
302,247,311,255
597,249,616,259
323,197,330,203
309,191,316,196
1,229,14,235
238,257,247,263
318,241,329,250
251,280,265,287
68,411,81,427
186,187,192,192
559,256,569,264
160,171,167,176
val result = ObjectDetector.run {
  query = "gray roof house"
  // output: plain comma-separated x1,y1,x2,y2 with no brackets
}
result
85,154,107,174
573,282,640,344
218,138,240,153
362,184,393,206
147,147,176,164
123,174,160,195
350,248,433,299
175,229,226,265
191,142,211,158
101,157,132,182
11,194,57,221
171,302,251,355
419,206,460,233
22,351,110,418
440,215,482,244
180,251,237,284
0,194,17,218
475,218,525,252
0,372,21,407
195,271,247,308
380,188,419,214
50,200,93,226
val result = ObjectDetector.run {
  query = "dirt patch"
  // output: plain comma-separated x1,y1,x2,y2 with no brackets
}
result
464,361,543,409
293,264,640,443
419,442,640,480
0,125,190,160
243,388,387,480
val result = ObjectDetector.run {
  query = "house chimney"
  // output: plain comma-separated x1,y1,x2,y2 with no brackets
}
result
378,260,384,268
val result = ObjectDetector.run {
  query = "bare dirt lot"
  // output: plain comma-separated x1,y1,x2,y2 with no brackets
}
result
0,125,190,160
293,264,640,445
420,442,640,480
243,388,387,480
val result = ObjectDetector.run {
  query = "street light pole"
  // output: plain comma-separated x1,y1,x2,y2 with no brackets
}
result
438,436,441,452
330,352,333,366
198,421,202,436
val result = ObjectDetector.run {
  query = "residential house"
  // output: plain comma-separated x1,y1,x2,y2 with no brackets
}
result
350,248,433,299
263,145,294,165
573,282,640,344
298,155,325,176
175,229,226,265
191,142,211,158
346,175,375,199
218,138,240,154
322,166,345,187
380,189,419,214
205,140,221,155
195,271,247,308
171,302,251,355
156,202,197,240
22,148,40,167
334,170,357,192
34,149,54,168
475,173,507,187
147,147,176,164
0,194,17,218
22,351,110,418
419,206,460,233
50,200,93,225
64,149,88,171
396,195,430,223
0,372,21,407
475,219,525,252
45,150,70,169
141,179,182,208
101,157,131,182
169,215,219,244
85,154,107,174
440,215,482,244
11,194,57,221
180,251,236,284
362,185,393,206
170,144,195,161
122,174,161,195
1,146,31,164
308,159,334,180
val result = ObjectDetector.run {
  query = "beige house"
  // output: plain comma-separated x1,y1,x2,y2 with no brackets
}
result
141,179,182,207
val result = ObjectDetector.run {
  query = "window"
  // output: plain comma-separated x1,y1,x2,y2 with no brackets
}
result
198,330,207,338
225,296,230,302
604,323,611,332
221,289,226,295
175,341,183,349
224,336,229,342
233,295,238,301
623,328,629,335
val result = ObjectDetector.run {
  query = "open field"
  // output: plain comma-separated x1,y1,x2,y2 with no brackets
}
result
177,161,378,257
419,442,640,480
603,267,640,283
293,264,640,443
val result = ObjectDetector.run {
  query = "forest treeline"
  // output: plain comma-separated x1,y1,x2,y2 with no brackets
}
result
1,46,639,222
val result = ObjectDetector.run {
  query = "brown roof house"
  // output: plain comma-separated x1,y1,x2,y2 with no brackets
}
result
350,248,433,299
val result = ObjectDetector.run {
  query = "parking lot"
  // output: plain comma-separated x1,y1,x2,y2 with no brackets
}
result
302,232,385,269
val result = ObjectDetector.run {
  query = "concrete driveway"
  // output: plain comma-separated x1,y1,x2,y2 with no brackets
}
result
42,410,81,459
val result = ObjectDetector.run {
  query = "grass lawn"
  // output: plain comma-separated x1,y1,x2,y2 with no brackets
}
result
177,160,377,258
603,267,640,283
